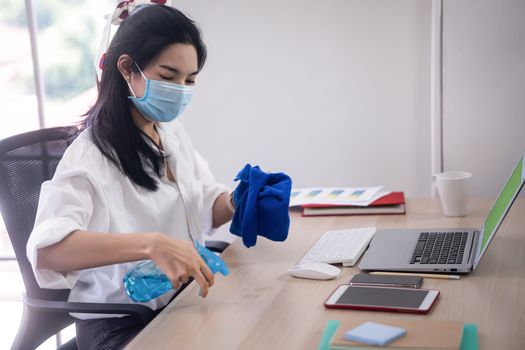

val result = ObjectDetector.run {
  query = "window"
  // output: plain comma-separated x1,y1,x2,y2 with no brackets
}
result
0,0,115,256
37,0,115,127
0,0,38,139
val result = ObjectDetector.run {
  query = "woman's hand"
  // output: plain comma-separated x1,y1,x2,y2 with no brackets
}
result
147,233,214,297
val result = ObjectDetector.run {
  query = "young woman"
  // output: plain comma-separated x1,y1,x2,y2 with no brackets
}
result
27,3,234,348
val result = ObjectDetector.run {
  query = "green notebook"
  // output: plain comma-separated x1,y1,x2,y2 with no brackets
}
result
318,320,478,350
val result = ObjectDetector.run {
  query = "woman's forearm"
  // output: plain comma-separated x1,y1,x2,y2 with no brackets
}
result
37,230,155,272
37,230,215,296
212,192,234,228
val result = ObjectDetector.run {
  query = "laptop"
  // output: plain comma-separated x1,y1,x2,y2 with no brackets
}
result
359,152,525,273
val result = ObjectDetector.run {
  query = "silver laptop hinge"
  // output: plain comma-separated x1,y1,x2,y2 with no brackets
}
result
469,230,481,267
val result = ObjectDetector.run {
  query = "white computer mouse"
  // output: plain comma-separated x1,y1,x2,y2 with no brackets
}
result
288,263,341,280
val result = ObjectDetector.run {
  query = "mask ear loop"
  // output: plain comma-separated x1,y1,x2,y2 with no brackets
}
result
126,62,147,97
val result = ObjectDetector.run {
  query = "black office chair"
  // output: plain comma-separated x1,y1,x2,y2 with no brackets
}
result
0,126,228,349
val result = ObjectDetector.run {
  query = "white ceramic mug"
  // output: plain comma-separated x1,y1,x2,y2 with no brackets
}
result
433,171,472,217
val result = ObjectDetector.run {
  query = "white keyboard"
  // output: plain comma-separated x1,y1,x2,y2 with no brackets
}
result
299,227,376,266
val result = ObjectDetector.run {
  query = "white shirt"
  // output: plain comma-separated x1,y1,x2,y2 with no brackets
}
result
26,121,230,319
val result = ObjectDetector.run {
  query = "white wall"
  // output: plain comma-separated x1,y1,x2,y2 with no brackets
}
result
176,0,432,196
443,0,525,196
174,0,524,200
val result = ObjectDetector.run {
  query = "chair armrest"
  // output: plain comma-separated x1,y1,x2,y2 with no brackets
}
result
24,294,155,325
205,240,229,253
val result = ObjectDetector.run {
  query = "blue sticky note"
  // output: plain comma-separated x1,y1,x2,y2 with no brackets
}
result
343,321,406,346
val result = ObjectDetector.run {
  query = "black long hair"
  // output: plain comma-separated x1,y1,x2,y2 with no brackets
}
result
81,4,207,191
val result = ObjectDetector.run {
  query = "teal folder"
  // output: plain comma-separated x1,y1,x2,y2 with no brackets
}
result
317,320,478,350
460,324,479,350
317,320,340,350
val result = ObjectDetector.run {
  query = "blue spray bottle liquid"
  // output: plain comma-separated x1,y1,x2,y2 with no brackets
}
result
123,241,229,302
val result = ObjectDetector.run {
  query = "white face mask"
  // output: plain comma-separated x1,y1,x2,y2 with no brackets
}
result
128,65,194,122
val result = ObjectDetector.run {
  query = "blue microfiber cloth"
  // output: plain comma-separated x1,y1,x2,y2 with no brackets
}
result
230,164,292,248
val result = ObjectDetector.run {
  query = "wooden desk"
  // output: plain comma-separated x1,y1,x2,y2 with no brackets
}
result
127,198,525,349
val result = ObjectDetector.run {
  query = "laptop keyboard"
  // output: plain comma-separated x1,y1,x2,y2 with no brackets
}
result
410,232,468,264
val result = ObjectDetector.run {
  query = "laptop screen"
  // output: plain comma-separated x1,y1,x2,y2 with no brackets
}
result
476,154,525,264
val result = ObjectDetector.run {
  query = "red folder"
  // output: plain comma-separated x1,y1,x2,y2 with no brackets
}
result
302,192,406,216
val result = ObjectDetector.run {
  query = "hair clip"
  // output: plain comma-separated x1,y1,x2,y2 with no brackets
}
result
95,0,175,81
98,53,107,70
